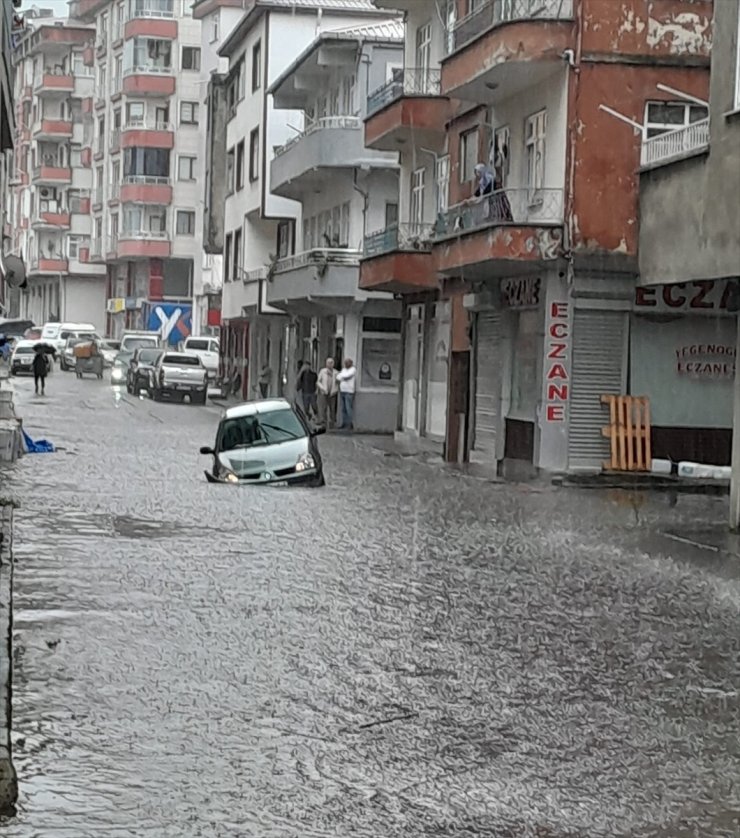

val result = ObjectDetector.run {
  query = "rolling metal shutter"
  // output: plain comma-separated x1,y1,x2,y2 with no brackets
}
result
473,311,502,460
568,310,627,471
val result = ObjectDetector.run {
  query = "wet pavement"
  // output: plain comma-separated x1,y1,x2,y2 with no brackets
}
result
1,369,739,837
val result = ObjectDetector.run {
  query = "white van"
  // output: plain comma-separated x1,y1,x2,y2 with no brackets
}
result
41,322,100,355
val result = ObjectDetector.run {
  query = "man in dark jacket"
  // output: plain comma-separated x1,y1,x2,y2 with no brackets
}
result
32,348,48,395
295,360,318,419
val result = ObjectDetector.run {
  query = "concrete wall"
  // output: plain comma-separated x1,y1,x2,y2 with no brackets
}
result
65,276,107,332
639,0,740,284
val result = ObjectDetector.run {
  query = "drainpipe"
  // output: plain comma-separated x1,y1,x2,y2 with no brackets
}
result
565,0,584,256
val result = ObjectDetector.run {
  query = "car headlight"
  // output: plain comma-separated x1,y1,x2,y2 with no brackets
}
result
111,367,124,380
223,469,239,483
295,453,316,472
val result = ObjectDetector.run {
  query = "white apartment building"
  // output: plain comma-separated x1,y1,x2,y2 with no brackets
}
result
267,21,403,431
213,0,394,403
69,0,204,344
11,18,107,330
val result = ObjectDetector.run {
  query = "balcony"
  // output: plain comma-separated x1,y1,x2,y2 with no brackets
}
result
117,231,171,259
265,249,366,314
34,73,74,96
365,68,450,153
433,187,565,278
30,257,69,275
121,118,175,149
124,17,178,40
32,165,72,184
122,67,176,97
120,176,173,204
640,119,710,169
441,0,574,101
33,119,74,140
270,117,397,199
128,0,175,17
360,223,438,294
33,209,71,229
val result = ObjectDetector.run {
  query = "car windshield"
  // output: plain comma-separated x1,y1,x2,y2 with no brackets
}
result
138,349,162,364
163,354,200,365
15,346,34,354
125,338,158,350
186,340,209,351
114,353,133,366
219,409,306,451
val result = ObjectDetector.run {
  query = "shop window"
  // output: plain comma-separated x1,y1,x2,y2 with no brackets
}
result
460,128,478,182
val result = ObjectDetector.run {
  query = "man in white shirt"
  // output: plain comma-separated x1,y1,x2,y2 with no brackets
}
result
336,357,356,431
316,357,338,428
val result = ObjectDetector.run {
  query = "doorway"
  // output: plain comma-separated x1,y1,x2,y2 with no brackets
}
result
403,304,424,432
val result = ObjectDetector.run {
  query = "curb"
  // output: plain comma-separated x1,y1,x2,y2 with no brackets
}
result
0,504,16,815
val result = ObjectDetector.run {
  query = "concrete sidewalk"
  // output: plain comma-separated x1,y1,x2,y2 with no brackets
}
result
0,504,17,814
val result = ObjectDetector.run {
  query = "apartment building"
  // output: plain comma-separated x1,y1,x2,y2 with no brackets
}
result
11,17,107,329
0,0,17,316
635,0,740,512
69,0,203,343
266,22,402,430
362,0,713,473
210,0,396,401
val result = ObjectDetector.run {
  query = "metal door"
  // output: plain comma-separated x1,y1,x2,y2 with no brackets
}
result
472,311,503,460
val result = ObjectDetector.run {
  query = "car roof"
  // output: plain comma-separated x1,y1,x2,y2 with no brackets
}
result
162,351,199,359
13,340,38,348
224,399,292,419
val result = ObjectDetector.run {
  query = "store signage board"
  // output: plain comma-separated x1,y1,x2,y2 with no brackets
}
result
500,277,541,310
675,344,736,378
545,301,571,422
635,280,736,315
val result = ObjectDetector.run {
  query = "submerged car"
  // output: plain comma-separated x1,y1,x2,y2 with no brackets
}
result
200,398,326,486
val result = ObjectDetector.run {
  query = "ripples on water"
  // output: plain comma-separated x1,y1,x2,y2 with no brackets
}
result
1,379,739,836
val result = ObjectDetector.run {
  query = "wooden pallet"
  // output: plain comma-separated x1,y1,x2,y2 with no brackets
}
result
601,395,652,472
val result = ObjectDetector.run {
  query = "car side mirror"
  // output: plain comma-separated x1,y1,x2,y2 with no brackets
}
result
199,446,214,455
311,426,326,437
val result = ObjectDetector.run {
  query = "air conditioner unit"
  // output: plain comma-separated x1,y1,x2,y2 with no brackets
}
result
39,187,54,199
106,298,122,313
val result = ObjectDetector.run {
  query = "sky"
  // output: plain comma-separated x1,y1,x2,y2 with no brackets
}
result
22,1,70,18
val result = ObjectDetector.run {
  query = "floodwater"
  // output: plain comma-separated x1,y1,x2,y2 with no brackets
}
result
2,372,739,837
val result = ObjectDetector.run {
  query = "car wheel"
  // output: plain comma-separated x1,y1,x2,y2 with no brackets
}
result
195,391,207,406
152,387,161,401
310,471,326,488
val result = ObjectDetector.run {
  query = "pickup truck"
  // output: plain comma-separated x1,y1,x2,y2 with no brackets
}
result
182,336,219,379
151,352,208,404
119,331,161,353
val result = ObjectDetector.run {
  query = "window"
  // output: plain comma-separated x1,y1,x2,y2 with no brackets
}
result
226,147,235,192
235,140,245,190
114,56,122,89
644,100,709,138
176,210,195,235
224,232,232,281
68,189,85,213
180,0,192,16
123,147,170,178
361,316,401,390
67,235,87,259
525,109,547,192
232,228,242,280
181,46,201,71
113,108,121,129
435,155,450,214
127,37,172,72
460,128,478,182
210,14,219,42
180,101,198,124
114,2,124,40
341,75,355,114
493,126,510,188
252,41,262,91
70,148,82,167
277,220,292,258
126,101,145,124
410,167,425,226
415,22,432,75
385,202,398,228
96,165,104,189
178,155,196,180
249,128,259,181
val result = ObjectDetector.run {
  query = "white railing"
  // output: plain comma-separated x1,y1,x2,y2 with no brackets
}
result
640,119,710,167
122,175,171,185
120,229,169,240
123,65,173,76
234,266,267,284
449,0,573,53
433,187,564,237
123,117,173,131
273,116,361,158
274,248,362,273
128,0,174,18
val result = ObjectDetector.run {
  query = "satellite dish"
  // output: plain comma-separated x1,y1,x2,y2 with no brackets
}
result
0,253,27,290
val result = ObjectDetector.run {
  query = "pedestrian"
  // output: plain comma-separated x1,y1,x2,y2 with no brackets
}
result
32,346,48,395
258,362,271,399
295,360,318,419
336,357,356,431
317,357,338,428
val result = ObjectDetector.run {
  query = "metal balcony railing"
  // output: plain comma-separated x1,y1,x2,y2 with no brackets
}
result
448,0,573,53
273,116,361,159
120,229,169,239
122,175,171,185
367,68,442,117
123,65,174,76
274,248,362,272
640,119,710,167
128,0,175,18
433,187,564,238
233,266,267,284
364,222,435,257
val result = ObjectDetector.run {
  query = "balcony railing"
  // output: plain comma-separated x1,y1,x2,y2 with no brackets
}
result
433,187,564,238
232,266,267,284
640,119,710,168
364,223,435,258
273,116,361,159
128,0,175,18
123,65,174,76
274,248,362,272
122,175,171,185
448,0,573,53
367,68,442,116
123,117,173,131
120,229,169,239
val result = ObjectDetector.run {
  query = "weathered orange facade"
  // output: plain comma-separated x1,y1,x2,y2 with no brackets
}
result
364,96,451,153
359,252,437,295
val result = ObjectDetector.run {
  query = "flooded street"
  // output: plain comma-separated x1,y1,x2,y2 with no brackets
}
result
2,371,739,837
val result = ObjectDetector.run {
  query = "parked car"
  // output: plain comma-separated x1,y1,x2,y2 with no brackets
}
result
151,352,208,404
182,336,219,379
0,319,35,339
119,331,161,353
110,351,134,386
199,398,326,486
10,341,37,375
126,347,163,395
41,322,99,356
98,340,120,367
60,334,97,371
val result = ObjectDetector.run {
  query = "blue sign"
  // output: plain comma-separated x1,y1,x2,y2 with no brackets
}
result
144,302,192,346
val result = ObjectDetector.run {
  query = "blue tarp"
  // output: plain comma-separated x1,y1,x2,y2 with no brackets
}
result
22,429,55,454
